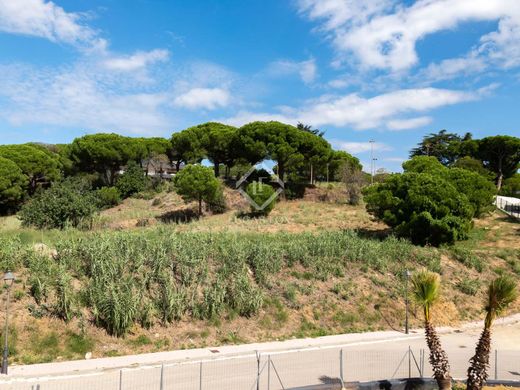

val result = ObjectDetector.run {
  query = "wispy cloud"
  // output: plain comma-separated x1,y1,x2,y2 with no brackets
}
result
331,140,392,154
298,0,520,76
102,49,170,72
267,58,318,84
0,0,100,47
223,87,479,130
387,116,432,131
174,88,231,110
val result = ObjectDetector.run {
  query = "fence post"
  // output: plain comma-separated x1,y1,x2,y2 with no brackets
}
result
160,363,164,390
340,348,344,386
421,349,425,378
256,351,261,390
408,346,412,378
119,369,123,390
495,350,498,380
268,355,271,390
199,361,203,390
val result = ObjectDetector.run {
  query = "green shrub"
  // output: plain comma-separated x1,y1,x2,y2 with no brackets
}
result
456,278,481,296
207,184,227,214
96,187,121,209
500,174,520,197
245,181,277,215
19,178,97,229
116,161,148,199
364,171,474,246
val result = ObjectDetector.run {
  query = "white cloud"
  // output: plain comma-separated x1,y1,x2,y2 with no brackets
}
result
222,87,479,129
331,140,392,154
267,59,317,84
298,0,520,73
174,88,231,110
0,0,97,46
0,63,170,135
102,49,170,72
386,116,432,130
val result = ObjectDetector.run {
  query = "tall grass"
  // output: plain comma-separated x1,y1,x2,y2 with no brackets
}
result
4,228,441,337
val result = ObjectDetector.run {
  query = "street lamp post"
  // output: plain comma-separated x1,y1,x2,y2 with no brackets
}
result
405,269,411,334
2,271,15,375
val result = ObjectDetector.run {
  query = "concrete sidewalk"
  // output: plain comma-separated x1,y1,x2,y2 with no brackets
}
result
7,313,520,379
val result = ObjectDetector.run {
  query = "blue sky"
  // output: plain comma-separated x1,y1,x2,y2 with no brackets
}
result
0,0,519,172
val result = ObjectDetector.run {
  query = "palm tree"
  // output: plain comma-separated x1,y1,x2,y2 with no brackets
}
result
466,276,518,390
411,270,451,390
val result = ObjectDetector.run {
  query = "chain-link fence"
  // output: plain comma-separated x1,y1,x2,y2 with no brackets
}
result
495,196,520,219
0,347,519,390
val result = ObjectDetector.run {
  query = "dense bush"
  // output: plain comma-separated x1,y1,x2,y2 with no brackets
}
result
174,164,221,215
445,168,496,217
96,187,121,209
245,181,277,215
116,161,148,198
366,156,496,246
364,172,474,246
500,174,520,197
207,184,227,214
18,178,97,229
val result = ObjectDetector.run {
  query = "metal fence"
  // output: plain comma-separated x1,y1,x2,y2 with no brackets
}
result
495,196,520,219
0,347,519,390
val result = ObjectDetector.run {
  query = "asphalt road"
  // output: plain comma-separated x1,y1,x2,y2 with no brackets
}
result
1,316,519,390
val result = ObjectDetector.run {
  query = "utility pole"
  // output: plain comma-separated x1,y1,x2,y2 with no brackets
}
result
369,140,375,184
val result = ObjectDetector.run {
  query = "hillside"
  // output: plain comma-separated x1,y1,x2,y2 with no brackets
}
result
0,186,519,365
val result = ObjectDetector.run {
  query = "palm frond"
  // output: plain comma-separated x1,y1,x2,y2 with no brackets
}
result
411,270,440,321
484,276,518,328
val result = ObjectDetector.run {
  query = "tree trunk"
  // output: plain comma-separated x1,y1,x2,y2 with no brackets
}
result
497,173,503,191
310,163,313,185
467,327,491,390
497,157,503,191
278,161,285,183
425,321,452,390
214,162,220,178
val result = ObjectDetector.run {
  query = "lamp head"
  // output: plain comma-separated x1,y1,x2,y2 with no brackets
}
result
3,271,15,287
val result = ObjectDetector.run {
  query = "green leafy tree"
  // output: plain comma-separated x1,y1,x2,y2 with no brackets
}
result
18,178,97,229
0,157,28,214
69,134,146,186
116,162,148,198
467,276,517,390
296,131,332,184
477,136,520,190
245,181,277,216
410,130,471,166
137,137,171,176
328,150,362,182
0,144,61,194
196,122,239,177
170,128,206,171
237,121,303,181
452,156,494,179
412,270,451,390
174,164,220,215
